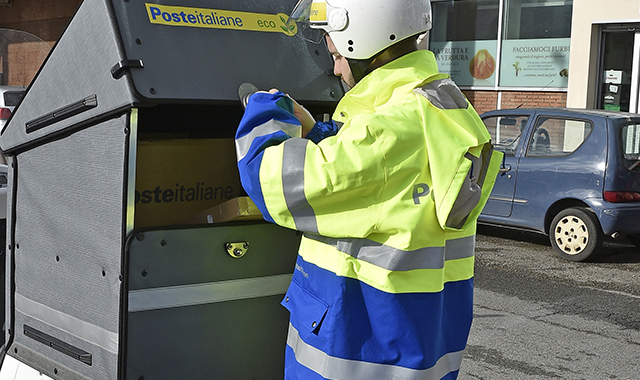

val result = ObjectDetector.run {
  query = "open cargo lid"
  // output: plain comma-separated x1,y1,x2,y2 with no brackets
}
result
0,0,344,152
109,0,342,103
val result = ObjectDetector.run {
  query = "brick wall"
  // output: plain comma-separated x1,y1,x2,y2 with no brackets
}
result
463,91,498,115
0,0,82,43
4,40,49,86
499,91,567,109
463,90,568,115
0,0,81,86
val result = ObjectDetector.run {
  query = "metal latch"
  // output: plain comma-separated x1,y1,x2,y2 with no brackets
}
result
225,242,248,259
110,59,144,79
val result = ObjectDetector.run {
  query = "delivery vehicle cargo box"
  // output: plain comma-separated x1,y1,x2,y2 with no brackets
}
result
0,0,343,378
135,138,242,228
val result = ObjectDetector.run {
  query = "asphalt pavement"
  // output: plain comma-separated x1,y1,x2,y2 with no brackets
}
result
460,226,640,379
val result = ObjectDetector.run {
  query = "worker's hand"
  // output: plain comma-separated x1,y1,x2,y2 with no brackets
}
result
269,89,315,137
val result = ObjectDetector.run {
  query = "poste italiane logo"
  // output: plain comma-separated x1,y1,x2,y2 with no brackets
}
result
145,3,297,36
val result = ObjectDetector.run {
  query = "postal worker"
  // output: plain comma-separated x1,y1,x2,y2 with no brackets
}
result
235,0,503,378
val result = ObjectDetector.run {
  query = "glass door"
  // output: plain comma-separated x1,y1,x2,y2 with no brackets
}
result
598,24,640,113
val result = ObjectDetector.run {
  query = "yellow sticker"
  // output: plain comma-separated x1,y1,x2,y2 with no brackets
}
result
145,3,297,36
309,2,327,22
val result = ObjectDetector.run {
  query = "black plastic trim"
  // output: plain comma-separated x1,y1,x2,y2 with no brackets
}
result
25,95,98,134
24,325,92,366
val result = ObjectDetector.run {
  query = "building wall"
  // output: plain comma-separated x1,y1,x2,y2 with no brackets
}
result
567,0,640,108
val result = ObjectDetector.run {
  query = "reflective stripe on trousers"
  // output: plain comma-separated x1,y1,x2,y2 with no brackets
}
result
287,323,464,380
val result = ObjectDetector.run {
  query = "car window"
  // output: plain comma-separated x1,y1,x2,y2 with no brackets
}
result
526,117,593,157
483,115,530,156
3,91,24,107
621,123,640,172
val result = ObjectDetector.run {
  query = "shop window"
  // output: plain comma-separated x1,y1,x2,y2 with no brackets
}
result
431,0,499,42
499,0,572,88
430,0,572,90
503,0,573,40
430,0,500,87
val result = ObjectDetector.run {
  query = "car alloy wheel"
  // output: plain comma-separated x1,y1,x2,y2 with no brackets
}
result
550,207,603,262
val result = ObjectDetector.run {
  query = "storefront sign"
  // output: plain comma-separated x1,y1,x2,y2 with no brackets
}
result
499,38,570,88
431,40,498,87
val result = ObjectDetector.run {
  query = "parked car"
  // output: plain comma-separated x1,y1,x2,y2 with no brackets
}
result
479,108,640,261
0,85,25,131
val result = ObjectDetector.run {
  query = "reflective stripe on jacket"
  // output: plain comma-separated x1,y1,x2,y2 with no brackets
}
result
236,49,502,380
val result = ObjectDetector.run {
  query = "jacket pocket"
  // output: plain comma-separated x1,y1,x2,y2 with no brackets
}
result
281,279,328,335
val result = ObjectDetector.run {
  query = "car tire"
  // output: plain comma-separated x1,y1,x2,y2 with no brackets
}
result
549,207,603,262
627,234,640,250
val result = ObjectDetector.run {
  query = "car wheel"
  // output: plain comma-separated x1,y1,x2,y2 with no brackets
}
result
549,207,603,262
627,234,640,250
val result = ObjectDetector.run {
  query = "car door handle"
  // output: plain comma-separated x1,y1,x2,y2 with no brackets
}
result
499,164,511,174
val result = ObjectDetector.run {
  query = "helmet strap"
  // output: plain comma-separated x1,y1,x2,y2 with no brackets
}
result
347,56,378,84
346,36,419,83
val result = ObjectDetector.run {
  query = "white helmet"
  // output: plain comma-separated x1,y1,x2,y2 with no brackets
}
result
289,0,432,60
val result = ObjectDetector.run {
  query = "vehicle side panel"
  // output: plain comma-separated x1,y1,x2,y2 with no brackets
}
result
481,110,607,234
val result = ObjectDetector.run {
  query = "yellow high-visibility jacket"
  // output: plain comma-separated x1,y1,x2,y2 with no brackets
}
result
236,49,502,380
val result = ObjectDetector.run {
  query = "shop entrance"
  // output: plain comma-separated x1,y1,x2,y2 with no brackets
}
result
597,24,640,112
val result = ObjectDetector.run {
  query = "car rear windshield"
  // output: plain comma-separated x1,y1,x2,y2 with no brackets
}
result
621,123,640,172
3,91,24,107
